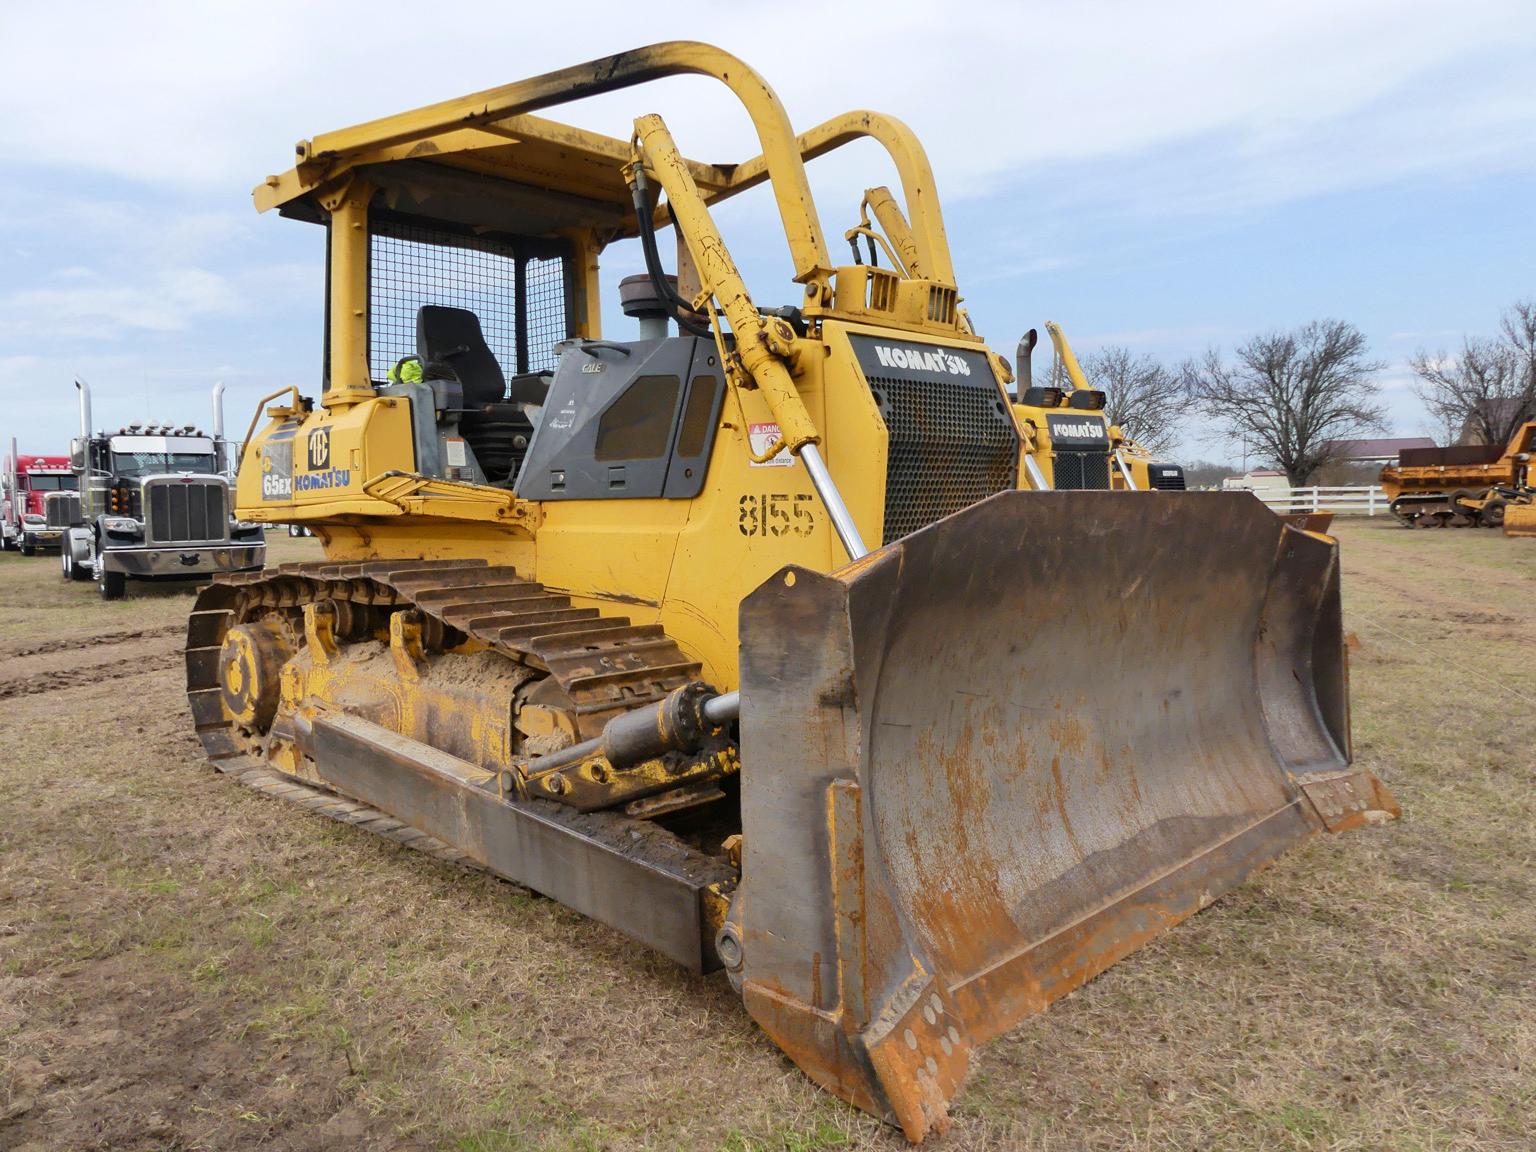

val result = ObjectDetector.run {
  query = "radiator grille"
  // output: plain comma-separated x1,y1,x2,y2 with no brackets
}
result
44,492,80,529
1149,469,1187,491
1054,451,1111,491
869,375,1019,545
147,481,226,544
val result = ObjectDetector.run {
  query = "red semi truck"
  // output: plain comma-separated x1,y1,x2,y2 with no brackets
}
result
2,442,77,554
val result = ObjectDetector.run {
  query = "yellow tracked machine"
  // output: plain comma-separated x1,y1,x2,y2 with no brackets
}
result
189,43,1397,1140
1379,421,1535,530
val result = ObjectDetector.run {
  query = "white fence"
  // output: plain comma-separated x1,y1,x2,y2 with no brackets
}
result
1238,485,1388,516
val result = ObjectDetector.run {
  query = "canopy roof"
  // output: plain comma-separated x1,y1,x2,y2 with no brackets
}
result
256,111,740,240
252,42,956,289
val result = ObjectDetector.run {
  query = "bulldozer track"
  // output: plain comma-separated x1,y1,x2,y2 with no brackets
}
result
183,558,704,870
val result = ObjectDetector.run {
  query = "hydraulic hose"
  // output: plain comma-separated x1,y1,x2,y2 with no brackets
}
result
629,169,712,339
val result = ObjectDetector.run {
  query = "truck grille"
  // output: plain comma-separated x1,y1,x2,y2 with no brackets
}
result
1054,451,1111,491
45,492,80,529
146,480,226,544
869,375,1019,545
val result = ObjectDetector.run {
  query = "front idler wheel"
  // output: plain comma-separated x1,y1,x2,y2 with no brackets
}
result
218,618,295,735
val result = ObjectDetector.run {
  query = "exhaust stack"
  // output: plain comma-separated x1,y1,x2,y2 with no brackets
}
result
74,377,92,440
211,381,231,476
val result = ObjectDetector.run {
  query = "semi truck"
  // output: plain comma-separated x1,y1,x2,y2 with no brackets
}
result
2,443,77,554
61,380,266,598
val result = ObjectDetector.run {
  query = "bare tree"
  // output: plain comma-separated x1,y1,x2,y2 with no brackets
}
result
1081,346,1182,454
1409,301,1536,447
1179,459,1235,489
1182,320,1386,487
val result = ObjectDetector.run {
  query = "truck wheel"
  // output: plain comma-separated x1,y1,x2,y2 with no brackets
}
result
20,539,35,556
70,551,92,581
60,549,71,580
99,568,126,600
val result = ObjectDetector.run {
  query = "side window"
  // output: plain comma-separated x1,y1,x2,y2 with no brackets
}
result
594,376,681,462
676,375,719,459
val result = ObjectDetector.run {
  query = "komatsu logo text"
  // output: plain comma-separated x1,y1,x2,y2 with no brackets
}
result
1051,421,1103,440
295,468,351,492
873,344,972,377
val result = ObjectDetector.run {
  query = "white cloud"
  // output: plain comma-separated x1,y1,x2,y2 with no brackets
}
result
0,266,241,341
2,0,1533,210
2,0,1532,457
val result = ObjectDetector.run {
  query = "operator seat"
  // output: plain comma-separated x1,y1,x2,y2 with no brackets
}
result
416,305,545,483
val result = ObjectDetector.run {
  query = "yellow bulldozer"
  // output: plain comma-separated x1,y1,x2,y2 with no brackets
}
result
189,43,1397,1141
1008,320,1188,492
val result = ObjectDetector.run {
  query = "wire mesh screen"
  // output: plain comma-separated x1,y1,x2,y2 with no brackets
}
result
869,374,1019,545
369,221,569,384
524,257,568,372
1052,451,1111,491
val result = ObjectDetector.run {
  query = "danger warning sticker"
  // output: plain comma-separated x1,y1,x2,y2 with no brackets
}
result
748,422,795,467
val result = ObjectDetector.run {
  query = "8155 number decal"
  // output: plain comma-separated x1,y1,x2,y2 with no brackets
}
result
739,493,816,537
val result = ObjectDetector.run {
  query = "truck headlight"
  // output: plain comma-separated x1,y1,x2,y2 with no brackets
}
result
102,516,142,535
22,513,44,525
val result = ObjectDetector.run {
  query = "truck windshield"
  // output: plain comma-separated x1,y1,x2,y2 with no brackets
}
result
27,475,78,491
111,453,217,477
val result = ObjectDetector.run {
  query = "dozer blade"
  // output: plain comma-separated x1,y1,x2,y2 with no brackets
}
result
731,490,1396,1141
1503,500,1536,537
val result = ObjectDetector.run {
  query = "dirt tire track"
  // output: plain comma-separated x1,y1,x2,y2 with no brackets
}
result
0,644,184,700
0,622,185,660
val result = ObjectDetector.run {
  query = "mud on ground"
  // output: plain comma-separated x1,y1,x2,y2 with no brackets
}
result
1,522,1533,1151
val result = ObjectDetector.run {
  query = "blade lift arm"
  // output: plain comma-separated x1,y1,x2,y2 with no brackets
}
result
630,114,869,568
1044,320,1092,392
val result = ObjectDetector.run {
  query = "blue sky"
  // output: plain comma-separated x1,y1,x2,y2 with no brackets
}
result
3,0,1534,468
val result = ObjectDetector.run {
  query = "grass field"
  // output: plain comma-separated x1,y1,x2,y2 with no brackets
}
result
1,521,1533,1151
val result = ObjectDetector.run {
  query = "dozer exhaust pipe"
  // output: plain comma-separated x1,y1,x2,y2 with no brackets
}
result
1015,328,1037,393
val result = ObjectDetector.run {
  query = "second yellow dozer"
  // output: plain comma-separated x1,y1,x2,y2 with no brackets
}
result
189,43,1397,1140
1009,320,1190,492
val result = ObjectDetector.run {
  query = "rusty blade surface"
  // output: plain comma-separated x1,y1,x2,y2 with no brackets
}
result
734,490,1395,1141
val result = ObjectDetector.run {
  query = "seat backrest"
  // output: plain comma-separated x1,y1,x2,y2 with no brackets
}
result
416,306,506,407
